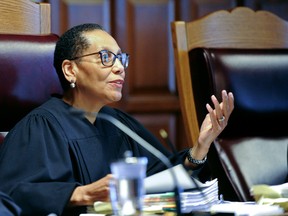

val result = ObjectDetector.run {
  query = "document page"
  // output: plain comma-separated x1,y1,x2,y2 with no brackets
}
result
144,164,215,194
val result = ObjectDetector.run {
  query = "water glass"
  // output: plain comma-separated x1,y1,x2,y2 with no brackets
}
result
110,157,148,216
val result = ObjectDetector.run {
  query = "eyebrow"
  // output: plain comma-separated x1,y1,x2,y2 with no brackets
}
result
98,47,122,54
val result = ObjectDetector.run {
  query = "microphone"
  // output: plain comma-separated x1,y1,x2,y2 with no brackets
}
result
96,113,182,215
159,129,178,156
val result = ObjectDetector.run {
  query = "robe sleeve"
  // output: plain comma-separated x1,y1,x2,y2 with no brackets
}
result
0,110,79,216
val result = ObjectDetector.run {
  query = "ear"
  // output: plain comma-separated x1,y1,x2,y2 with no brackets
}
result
62,59,77,82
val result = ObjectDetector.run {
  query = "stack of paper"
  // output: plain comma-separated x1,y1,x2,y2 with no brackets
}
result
181,178,219,213
143,179,219,213
144,164,220,213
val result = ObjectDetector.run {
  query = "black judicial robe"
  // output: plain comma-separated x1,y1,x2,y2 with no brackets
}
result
0,97,189,216
0,191,21,216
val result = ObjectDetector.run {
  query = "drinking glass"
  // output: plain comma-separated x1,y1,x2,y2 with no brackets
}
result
110,156,148,216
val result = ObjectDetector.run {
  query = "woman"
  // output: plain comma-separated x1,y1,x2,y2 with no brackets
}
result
0,23,234,216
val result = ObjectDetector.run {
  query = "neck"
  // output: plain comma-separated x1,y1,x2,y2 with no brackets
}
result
84,111,98,124
62,94,102,124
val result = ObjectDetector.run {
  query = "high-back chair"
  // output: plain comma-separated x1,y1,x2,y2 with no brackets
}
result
171,7,288,201
0,0,62,142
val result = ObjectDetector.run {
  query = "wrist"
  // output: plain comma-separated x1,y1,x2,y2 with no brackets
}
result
186,148,207,165
69,187,83,206
193,139,210,157
69,186,91,206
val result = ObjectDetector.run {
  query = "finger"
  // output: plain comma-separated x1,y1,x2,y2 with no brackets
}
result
211,95,224,122
221,90,229,118
206,103,220,129
228,92,234,114
222,91,234,120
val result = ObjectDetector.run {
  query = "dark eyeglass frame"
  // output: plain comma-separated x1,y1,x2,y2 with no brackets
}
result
70,50,129,69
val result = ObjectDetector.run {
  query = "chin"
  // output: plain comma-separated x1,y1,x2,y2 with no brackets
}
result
111,94,122,102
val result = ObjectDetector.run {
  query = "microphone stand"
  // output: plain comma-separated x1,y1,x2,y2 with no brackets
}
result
97,113,182,215
159,129,210,214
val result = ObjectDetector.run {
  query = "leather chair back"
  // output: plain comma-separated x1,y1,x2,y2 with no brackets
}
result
0,133,5,145
0,34,62,133
189,48,288,137
189,47,288,201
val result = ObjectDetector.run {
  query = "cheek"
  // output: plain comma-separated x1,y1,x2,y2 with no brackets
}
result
87,70,109,87
93,75,114,96
78,65,113,94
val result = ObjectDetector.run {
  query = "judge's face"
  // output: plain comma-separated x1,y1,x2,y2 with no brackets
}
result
71,30,126,108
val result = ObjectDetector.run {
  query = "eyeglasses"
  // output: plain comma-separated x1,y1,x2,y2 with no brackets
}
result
70,50,129,69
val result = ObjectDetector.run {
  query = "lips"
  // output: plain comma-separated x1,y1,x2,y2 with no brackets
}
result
109,79,124,88
110,79,124,84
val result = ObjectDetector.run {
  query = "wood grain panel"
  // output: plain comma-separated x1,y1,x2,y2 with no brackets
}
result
133,113,177,151
176,0,236,21
0,0,50,34
114,0,178,108
245,0,288,21
50,0,111,35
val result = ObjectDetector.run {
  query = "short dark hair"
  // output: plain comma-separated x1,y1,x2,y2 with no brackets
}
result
53,23,103,91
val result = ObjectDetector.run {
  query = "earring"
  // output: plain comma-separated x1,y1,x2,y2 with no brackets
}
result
70,80,76,88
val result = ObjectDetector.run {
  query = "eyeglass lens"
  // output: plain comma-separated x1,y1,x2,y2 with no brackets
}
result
100,50,129,69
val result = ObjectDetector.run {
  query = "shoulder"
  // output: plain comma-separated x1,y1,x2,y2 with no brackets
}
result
15,97,66,128
10,97,61,125
6,97,67,140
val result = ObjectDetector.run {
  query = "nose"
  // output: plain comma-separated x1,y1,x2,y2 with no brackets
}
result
112,58,125,74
